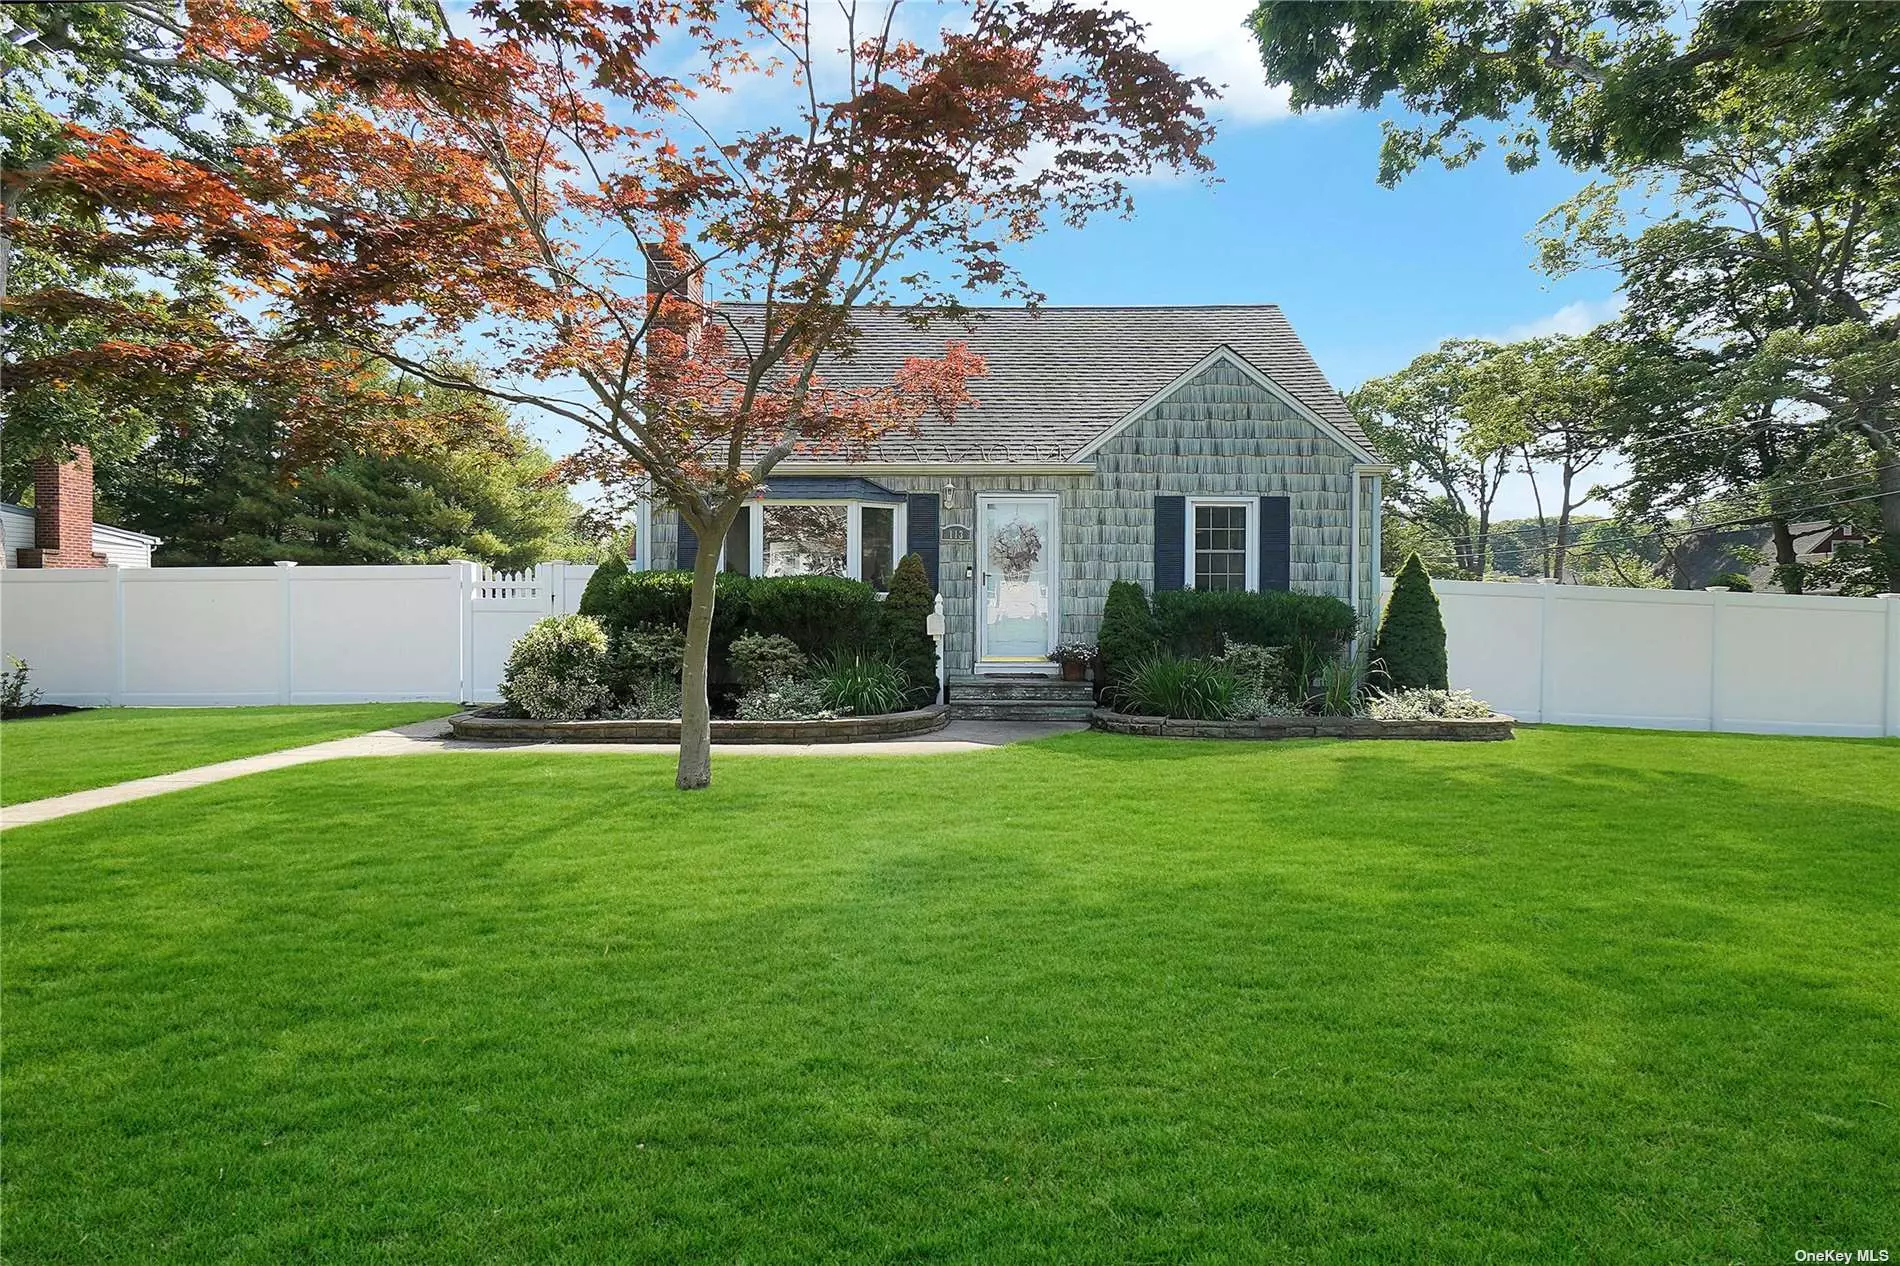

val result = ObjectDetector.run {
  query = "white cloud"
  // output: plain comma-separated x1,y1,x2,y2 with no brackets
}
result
1106,0,1294,123
1495,295,1627,341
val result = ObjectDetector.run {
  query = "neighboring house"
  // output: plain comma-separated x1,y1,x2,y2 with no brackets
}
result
1743,521,1871,592
0,451,160,569
634,303,1389,692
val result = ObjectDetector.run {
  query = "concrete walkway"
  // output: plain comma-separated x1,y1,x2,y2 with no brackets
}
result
0,715,1086,830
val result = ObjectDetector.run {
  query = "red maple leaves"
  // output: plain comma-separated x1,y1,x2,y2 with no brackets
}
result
10,1,1211,514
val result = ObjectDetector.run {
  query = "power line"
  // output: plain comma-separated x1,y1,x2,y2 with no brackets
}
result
1467,461,1895,551
1515,488,1891,570
1426,467,1894,578
1617,461,1897,521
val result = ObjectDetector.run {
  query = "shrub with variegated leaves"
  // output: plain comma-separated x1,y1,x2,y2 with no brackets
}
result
500,615,614,720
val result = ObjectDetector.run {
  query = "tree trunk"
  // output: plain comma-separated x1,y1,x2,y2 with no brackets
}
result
1551,464,1577,584
1769,516,1804,594
675,524,725,790
1522,446,1551,577
1474,508,1492,581
1451,526,1478,579
1876,453,1900,595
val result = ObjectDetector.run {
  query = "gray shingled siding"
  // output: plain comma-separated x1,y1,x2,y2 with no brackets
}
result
1356,472,1379,629
646,358,1375,672
648,508,678,571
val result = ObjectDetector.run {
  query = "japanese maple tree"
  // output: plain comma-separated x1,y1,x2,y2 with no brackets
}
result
7,0,1214,787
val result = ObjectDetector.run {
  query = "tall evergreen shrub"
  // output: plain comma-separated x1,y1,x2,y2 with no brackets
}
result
1373,553,1449,690
1098,580,1160,680
577,551,627,618
880,553,938,703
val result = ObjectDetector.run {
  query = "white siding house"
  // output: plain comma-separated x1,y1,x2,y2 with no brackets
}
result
0,503,160,569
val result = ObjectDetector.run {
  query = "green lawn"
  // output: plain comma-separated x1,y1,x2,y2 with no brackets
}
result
0,703,460,805
3,729,1896,1262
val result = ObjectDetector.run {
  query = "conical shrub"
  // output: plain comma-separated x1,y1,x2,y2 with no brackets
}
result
1373,553,1448,690
880,552,938,704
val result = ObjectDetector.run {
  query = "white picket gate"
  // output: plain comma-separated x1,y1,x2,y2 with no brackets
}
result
466,562,597,702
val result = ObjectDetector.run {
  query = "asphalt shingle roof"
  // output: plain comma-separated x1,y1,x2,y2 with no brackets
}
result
716,303,1368,463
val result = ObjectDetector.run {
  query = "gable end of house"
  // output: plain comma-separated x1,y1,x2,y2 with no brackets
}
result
1072,346,1375,465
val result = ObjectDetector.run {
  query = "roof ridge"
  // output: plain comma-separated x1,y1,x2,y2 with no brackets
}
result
706,298,1371,460
713,301,1287,313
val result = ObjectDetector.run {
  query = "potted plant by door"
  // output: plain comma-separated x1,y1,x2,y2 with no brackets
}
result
1050,642,1098,682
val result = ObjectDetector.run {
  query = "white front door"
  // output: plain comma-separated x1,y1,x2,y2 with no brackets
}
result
975,493,1060,672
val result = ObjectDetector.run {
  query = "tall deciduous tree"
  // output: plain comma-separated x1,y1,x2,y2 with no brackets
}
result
1538,114,1900,591
1465,334,1625,582
1247,0,1900,190
1250,1,1900,590
8,0,1214,788
1348,339,1512,579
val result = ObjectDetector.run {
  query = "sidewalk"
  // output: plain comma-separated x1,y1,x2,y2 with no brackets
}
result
0,716,1086,830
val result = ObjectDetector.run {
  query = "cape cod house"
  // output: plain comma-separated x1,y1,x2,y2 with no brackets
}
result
633,304,1388,705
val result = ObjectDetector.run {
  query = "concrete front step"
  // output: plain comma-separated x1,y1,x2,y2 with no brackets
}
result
948,675,1095,703
950,702,1097,722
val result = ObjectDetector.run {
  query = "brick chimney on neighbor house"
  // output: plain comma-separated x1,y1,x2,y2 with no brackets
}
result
18,449,107,568
643,241,705,337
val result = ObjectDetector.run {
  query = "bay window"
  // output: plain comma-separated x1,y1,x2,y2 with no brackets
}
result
715,498,905,591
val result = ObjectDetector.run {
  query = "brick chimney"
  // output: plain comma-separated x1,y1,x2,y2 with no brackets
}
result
18,448,108,568
643,241,705,328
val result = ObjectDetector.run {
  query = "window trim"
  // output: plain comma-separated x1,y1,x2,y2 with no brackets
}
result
742,498,907,590
1185,497,1258,593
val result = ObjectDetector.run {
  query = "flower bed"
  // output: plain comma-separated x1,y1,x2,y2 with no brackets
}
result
1090,709,1515,742
451,703,949,744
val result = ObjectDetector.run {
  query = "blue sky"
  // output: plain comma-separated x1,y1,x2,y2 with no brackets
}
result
1011,106,1624,395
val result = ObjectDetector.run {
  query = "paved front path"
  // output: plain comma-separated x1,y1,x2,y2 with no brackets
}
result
0,716,1085,830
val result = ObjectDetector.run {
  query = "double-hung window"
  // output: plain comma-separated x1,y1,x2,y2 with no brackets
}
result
1187,498,1257,592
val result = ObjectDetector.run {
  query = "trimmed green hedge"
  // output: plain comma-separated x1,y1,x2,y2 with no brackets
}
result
580,569,754,664
746,576,881,654
578,569,886,674
577,551,628,616
1154,588,1358,659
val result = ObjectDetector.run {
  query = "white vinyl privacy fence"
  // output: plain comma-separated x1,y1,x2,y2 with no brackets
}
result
0,562,595,707
1407,578,1900,738
2,563,1896,735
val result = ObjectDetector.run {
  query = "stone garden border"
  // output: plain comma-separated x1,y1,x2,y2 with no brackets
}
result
1090,708,1516,742
450,704,949,744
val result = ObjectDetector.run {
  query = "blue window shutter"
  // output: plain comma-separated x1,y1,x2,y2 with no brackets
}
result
1260,495,1291,591
1153,495,1185,591
675,514,698,571
906,493,940,591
